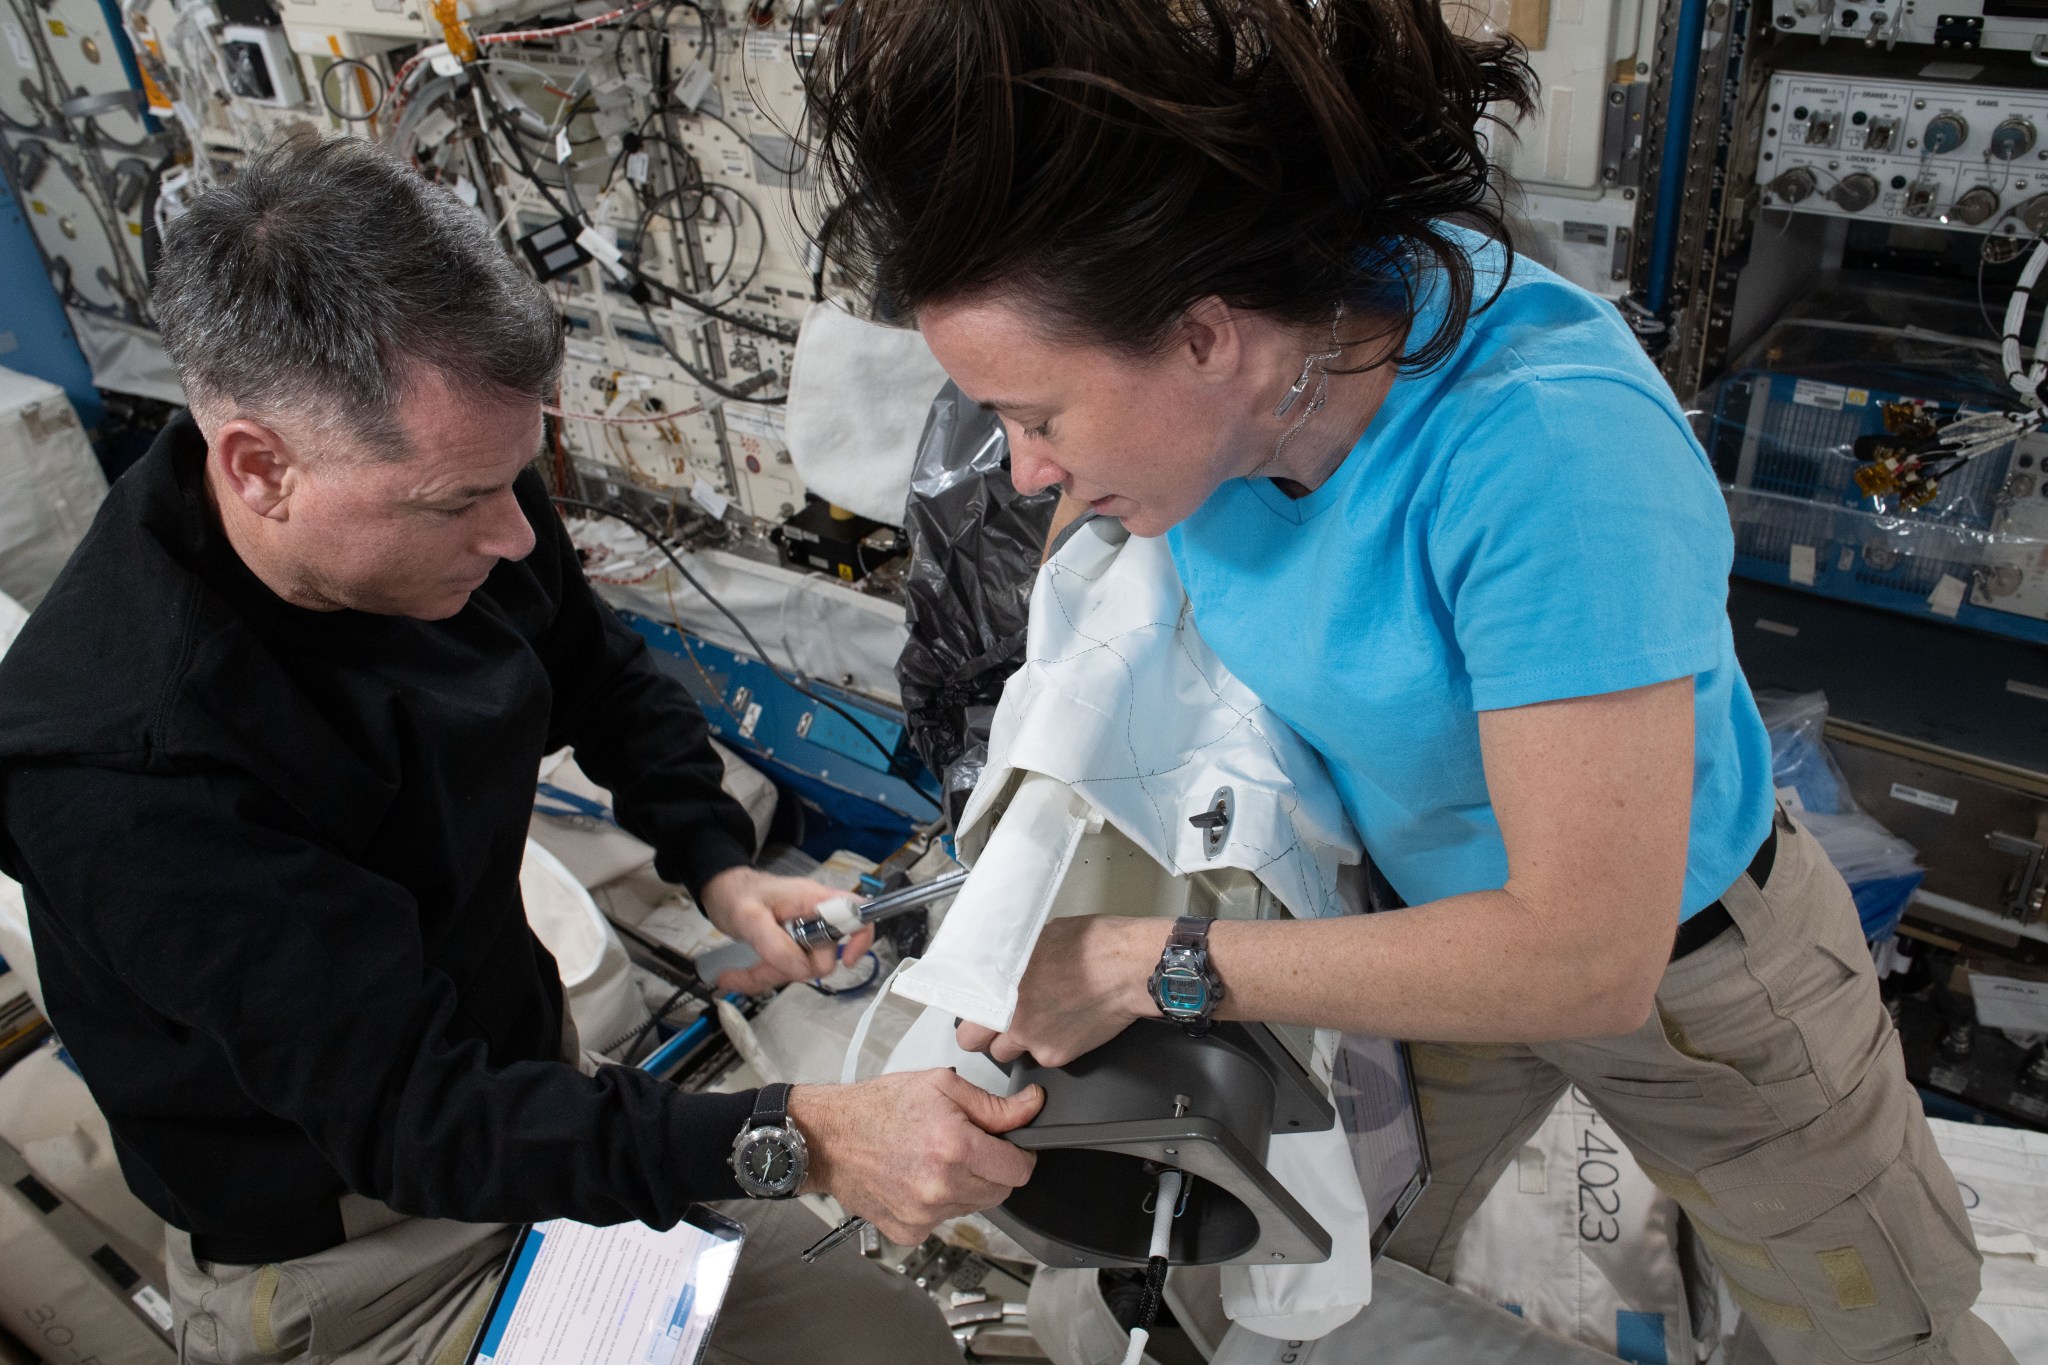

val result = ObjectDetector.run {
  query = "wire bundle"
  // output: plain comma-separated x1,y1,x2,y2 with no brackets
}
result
2003,235,2048,408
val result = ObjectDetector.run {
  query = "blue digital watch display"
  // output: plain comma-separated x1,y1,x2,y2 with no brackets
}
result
1156,966,1211,1015
1149,917,1225,1035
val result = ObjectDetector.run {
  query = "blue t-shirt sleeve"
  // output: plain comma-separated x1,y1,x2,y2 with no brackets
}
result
1426,371,1733,712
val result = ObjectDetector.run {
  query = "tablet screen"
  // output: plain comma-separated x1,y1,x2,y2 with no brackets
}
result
469,1206,745,1365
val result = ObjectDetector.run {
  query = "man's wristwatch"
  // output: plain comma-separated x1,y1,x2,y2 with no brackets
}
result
1148,915,1226,1037
730,1082,808,1199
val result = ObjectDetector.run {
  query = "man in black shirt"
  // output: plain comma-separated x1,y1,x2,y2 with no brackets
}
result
0,130,1039,1364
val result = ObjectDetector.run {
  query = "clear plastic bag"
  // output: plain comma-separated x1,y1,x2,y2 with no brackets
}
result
1690,279,2048,643
1755,689,1923,940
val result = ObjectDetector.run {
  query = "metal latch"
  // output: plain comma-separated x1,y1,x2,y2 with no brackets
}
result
1189,787,1234,859
1986,830,2046,922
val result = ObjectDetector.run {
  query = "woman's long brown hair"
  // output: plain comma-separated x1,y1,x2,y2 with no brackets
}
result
804,0,1537,372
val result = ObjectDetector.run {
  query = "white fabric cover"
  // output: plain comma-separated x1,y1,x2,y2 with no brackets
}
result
1927,1117,2048,1359
896,518,1361,1030
0,594,37,1015
529,742,775,890
1448,1101,2048,1362
1215,1259,1615,1365
1450,1088,1700,1363
0,366,107,609
783,300,950,525
596,544,908,706
0,589,26,655
886,518,1374,1338
0,875,39,1020
519,839,649,1056
67,310,186,406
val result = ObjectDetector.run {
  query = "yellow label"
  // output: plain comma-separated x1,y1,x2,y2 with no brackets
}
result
29,199,45,214
128,221,142,236
1846,388,1870,406
139,38,173,112
837,564,854,580
45,19,65,36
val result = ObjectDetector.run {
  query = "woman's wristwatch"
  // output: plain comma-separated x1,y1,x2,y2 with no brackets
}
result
730,1082,808,1199
1148,915,1226,1037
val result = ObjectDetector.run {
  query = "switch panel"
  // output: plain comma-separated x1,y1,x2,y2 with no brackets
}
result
1770,0,2048,56
1758,49,2048,236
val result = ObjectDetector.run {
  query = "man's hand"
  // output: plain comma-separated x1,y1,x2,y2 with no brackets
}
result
697,866,875,994
790,1071,1044,1246
954,915,1164,1068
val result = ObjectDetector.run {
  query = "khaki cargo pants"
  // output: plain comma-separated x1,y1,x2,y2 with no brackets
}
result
1384,810,2014,1364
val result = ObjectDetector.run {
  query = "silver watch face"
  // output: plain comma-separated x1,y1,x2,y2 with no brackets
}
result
733,1126,805,1197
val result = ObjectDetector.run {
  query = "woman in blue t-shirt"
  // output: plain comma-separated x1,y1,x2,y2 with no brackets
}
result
809,3,2008,1360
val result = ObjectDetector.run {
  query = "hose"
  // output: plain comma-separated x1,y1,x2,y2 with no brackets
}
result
1120,1168,1184,1365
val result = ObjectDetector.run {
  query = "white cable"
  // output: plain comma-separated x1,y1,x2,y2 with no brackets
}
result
2003,237,2048,405
1147,1171,1181,1261
1120,1169,1184,1365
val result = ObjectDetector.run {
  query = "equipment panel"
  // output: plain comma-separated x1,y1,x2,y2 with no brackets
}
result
1769,0,2048,56
1758,51,2048,234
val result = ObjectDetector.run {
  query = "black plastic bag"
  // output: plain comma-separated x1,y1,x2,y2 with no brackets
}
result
895,382,1058,827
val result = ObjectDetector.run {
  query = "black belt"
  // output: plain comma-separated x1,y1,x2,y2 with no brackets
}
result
1671,821,1779,962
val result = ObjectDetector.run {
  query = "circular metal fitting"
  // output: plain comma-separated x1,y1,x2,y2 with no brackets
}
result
1992,117,2038,162
1770,166,1820,204
1952,185,2000,225
1924,112,1969,155
1829,172,1880,212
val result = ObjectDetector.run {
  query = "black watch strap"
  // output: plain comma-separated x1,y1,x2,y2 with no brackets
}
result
750,1082,792,1131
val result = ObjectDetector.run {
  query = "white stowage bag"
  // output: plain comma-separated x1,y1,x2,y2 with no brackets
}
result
1926,1118,2048,1359
783,300,952,524
876,518,1380,1340
519,839,650,1057
0,367,106,610
1449,1089,1702,1363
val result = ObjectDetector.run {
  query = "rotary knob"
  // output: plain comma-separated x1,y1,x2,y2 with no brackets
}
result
1770,166,1820,205
1923,112,1969,154
1829,172,1880,212
1952,186,2000,226
1991,117,2037,161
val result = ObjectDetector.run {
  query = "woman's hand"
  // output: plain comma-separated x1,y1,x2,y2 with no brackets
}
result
955,915,1168,1067
697,866,875,994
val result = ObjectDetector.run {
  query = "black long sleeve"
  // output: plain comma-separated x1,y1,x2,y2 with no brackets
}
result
1,763,753,1239
0,415,763,1260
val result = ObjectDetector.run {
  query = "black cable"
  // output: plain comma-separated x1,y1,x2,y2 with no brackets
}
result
702,183,769,299
596,982,695,1056
608,914,720,994
633,296,785,403
810,201,842,302
320,56,389,121
477,76,798,344
77,115,152,152
551,495,941,811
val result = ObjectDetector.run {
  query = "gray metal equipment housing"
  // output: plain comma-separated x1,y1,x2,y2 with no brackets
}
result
985,1020,1337,1269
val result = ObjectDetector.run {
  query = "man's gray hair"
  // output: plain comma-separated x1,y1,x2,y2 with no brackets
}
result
154,128,563,458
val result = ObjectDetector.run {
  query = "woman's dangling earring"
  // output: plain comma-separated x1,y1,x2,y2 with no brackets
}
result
1268,304,1346,471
